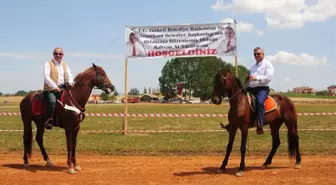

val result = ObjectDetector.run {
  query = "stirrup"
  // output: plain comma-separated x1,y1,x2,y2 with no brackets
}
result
44,118,53,129
256,127,264,135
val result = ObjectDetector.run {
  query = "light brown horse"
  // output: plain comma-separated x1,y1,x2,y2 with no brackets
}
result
211,69,301,177
19,63,115,174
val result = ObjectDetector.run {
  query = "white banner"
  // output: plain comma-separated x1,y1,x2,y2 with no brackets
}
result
124,22,236,59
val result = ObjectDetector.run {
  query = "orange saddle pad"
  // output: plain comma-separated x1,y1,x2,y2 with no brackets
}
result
247,94,277,113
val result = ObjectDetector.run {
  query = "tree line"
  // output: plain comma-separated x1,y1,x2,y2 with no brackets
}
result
158,56,249,101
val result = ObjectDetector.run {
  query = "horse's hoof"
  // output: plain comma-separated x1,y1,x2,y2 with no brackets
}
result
217,168,225,174
74,165,82,171
23,163,29,168
295,164,302,169
235,171,244,177
262,163,270,169
68,168,76,174
46,160,53,167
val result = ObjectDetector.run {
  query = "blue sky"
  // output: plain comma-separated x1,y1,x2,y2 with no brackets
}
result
0,0,335,94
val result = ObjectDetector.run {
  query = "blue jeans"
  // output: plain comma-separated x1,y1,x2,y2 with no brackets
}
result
246,86,270,129
43,91,61,118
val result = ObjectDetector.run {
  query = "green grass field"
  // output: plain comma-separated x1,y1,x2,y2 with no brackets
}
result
0,98,335,156
281,92,336,99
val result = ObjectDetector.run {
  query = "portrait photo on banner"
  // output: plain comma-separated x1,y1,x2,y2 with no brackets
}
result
125,30,147,58
216,26,236,56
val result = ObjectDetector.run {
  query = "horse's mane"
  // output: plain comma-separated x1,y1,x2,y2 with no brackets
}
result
215,68,246,94
73,66,97,82
214,70,223,84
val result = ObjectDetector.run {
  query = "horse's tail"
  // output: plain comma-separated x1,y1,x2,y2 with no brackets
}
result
23,121,33,158
20,96,33,158
287,122,299,159
283,96,299,159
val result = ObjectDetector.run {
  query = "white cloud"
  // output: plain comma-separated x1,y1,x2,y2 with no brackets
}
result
284,77,290,81
0,51,123,60
221,18,235,23
266,51,328,66
211,0,336,29
221,18,254,32
256,30,264,36
237,22,254,32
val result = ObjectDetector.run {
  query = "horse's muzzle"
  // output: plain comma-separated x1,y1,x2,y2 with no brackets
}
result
106,85,115,94
211,96,222,105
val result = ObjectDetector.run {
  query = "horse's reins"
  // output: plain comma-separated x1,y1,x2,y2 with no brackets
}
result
223,76,250,101
60,67,106,127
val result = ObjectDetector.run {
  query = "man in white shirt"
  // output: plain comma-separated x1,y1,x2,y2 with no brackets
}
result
217,27,236,56
125,33,147,57
246,47,274,135
43,47,74,129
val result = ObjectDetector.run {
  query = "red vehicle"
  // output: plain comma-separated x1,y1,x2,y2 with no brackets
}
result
121,97,140,103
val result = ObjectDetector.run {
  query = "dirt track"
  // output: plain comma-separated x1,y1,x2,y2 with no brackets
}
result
0,154,335,185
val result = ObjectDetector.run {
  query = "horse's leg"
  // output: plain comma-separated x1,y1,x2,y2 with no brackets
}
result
218,123,238,173
65,128,75,174
22,117,33,167
236,124,248,177
35,120,53,167
263,119,283,167
72,128,82,171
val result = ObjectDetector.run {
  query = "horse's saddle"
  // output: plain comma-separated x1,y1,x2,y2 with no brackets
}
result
32,91,66,117
247,93,277,114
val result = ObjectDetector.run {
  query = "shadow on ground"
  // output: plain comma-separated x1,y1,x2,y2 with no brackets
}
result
174,165,289,176
2,164,68,173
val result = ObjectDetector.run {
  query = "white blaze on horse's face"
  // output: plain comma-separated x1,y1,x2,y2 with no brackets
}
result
107,76,115,94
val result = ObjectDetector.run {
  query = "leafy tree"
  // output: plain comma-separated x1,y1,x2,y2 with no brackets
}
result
100,92,109,101
0,92,3,96
237,64,249,83
143,87,147,94
15,90,28,96
109,95,117,101
148,87,152,94
316,90,328,96
113,89,119,96
129,88,140,95
159,57,248,101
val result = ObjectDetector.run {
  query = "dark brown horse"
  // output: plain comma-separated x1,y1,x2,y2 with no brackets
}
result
19,63,115,174
211,69,301,177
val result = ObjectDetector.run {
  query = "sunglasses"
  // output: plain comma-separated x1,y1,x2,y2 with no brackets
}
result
54,53,63,56
254,53,262,56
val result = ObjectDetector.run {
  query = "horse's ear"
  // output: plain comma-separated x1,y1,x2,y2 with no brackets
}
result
92,63,97,69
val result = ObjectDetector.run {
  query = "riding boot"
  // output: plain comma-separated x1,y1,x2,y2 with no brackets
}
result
255,88,268,135
45,91,57,130
255,108,264,135
256,118,264,135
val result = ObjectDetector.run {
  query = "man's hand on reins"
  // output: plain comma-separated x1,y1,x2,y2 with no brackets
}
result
54,87,61,92
65,82,73,89
249,75,257,81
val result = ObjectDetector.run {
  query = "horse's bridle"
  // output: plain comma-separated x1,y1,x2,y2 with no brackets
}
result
93,67,109,92
67,67,107,114
220,74,249,101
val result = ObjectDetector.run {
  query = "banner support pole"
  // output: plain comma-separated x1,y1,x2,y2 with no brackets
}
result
123,57,128,135
234,19,238,77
